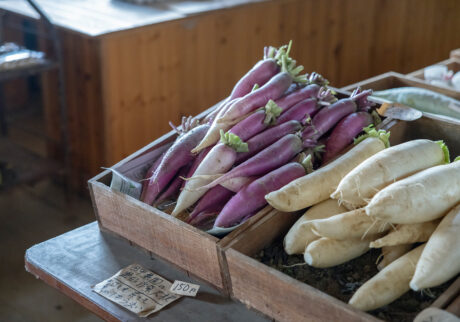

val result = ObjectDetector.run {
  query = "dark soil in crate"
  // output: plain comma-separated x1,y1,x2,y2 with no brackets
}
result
254,239,450,322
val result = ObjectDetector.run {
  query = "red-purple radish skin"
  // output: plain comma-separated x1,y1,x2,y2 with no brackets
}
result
172,131,248,217
203,133,303,190
142,123,209,205
322,112,373,163
214,162,308,228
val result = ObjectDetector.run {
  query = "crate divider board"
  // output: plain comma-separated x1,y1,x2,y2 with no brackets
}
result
341,71,460,127
222,116,460,321
342,71,460,100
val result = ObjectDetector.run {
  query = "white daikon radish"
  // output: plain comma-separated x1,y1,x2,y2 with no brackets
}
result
410,204,460,291
349,244,425,311
366,161,460,224
370,220,440,248
284,199,347,255
266,129,389,212
377,244,413,271
331,140,448,208
311,208,389,240
304,237,374,268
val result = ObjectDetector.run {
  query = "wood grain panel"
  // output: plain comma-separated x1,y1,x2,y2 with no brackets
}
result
42,31,105,188
5,0,460,189
99,0,460,164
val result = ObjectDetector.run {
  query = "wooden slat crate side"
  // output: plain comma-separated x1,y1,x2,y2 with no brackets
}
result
89,180,224,289
432,277,460,310
226,249,378,322
341,71,460,100
446,295,460,317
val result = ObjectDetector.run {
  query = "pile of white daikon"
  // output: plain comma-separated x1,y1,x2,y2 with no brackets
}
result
266,128,460,311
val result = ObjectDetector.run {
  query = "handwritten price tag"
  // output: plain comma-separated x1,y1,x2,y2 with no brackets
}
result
170,280,200,297
93,264,181,317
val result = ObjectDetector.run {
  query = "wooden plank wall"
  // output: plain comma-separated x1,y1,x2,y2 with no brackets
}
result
5,0,459,189
41,32,104,189
100,0,460,165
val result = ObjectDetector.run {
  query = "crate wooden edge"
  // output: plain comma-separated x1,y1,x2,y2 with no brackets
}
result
224,208,460,322
341,71,460,100
406,58,459,79
223,209,380,322
340,71,401,92
96,223,233,295
89,178,228,290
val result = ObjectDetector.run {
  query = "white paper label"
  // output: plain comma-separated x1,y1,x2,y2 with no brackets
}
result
169,280,200,297
93,264,182,317
108,169,142,199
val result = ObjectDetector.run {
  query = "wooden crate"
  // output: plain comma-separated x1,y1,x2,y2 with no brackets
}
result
88,105,277,294
341,71,460,100
406,58,460,93
223,116,460,321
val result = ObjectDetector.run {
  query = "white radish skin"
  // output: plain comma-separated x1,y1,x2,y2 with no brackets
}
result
366,161,460,224
370,220,440,248
349,244,425,311
377,244,412,271
219,176,255,192
311,208,389,240
172,145,235,216
331,139,446,208
304,237,374,268
410,204,460,291
266,137,386,212
284,199,347,255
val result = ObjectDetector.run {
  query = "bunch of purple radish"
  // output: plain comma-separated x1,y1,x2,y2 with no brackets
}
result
141,42,378,231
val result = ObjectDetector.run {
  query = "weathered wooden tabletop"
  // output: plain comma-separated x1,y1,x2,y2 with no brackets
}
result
24,222,269,322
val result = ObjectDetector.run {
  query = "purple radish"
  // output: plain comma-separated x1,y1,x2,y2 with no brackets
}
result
227,99,283,141
301,89,373,143
187,185,234,224
194,80,324,154
229,59,280,100
202,133,303,190
275,82,319,110
322,112,373,164
276,98,320,125
204,58,280,123
214,162,308,228
235,120,302,164
220,176,257,192
142,123,210,205
218,72,293,124
172,131,248,216
276,87,337,125
140,152,165,201
155,162,192,204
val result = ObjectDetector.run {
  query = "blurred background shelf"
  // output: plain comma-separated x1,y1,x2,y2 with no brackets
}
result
0,137,60,189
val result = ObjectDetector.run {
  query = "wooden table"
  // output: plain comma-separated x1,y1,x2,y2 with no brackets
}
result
2,0,460,190
24,222,269,322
